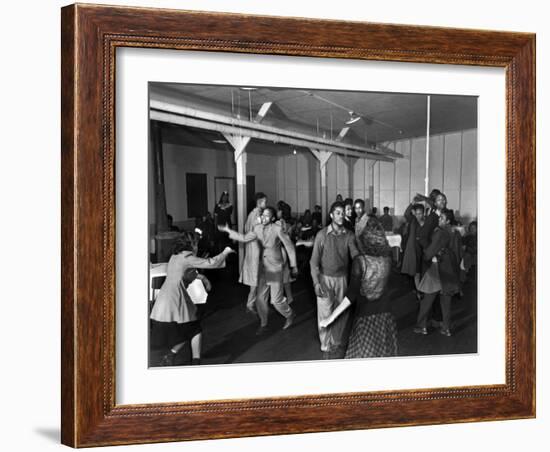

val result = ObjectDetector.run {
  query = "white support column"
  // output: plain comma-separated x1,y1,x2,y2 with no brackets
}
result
310,148,333,224
222,102,271,267
425,95,431,196
224,133,251,268
369,160,377,212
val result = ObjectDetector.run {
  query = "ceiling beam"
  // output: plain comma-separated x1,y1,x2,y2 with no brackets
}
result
151,110,394,162
150,97,402,159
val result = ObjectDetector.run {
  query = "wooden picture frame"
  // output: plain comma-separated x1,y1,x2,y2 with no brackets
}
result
61,3,535,447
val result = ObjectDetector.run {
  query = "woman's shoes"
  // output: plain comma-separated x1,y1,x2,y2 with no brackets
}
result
439,327,452,337
413,326,428,335
158,351,176,366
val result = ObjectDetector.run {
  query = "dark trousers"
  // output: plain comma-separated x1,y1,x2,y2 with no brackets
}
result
416,292,451,330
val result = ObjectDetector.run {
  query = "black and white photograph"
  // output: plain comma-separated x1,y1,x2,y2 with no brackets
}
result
147,82,478,367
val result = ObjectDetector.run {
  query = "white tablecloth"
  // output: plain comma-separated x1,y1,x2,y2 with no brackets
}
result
385,233,402,249
149,262,167,301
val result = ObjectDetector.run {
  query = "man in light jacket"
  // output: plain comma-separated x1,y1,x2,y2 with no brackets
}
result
219,206,297,335
239,192,267,315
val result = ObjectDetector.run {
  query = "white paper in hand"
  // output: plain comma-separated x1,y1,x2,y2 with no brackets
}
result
187,278,208,304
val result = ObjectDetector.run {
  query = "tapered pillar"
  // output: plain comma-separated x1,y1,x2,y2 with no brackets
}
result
224,134,251,268
309,148,332,225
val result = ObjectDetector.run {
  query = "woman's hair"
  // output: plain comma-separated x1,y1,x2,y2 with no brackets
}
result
277,205,291,221
412,203,425,213
429,188,442,202
263,206,277,220
358,217,392,257
171,233,197,255
439,208,454,225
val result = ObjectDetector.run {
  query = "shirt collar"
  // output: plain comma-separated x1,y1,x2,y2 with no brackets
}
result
327,224,348,235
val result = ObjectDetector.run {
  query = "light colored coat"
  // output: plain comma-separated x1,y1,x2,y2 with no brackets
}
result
239,207,262,286
229,222,296,285
150,251,227,323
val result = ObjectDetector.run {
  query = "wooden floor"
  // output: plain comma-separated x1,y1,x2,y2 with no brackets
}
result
149,254,477,367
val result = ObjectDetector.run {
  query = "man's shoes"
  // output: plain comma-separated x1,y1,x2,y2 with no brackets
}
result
191,358,201,366
255,325,268,336
439,327,452,337
282,312,296,330
413,326,429,335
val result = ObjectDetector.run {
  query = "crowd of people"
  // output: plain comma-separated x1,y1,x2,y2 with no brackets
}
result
149,188,477,365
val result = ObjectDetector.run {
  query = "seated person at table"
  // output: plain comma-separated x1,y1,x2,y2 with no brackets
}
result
312,205,322,226
379,207,394,232
166,214,180,232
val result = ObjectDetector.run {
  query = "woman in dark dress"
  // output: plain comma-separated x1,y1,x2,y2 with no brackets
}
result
413,209,461,336
214,191,233,228
400,202,425,277
214,191,233,251
320,218,398,358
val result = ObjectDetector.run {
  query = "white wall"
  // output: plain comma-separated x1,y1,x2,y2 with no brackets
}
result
276,150,320,213
246,152,279,206
150,142,279,229
276,129,477,223
375,129,478,223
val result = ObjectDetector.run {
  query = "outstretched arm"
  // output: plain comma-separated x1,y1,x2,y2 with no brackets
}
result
414,193,434,208
218,224,258,243
184,247,234,270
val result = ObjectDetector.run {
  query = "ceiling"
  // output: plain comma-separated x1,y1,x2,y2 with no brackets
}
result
151,82,477,149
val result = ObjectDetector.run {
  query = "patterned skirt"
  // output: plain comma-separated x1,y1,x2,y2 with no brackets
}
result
345,312,398,359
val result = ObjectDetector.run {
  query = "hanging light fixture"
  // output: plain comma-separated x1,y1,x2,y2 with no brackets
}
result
345,111,361,125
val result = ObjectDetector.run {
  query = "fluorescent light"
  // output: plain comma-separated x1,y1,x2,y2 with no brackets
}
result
346,112,361,125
